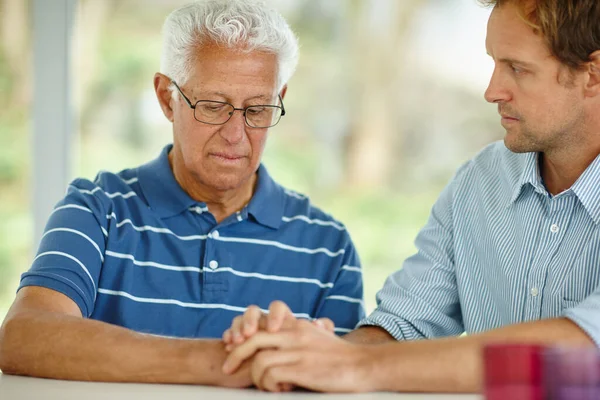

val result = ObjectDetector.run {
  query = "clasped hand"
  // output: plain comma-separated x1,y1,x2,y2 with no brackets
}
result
220,301,373,393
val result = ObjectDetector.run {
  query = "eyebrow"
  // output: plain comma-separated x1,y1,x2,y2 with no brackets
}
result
486,53,536,69
499,58,536,68
196,91,273,102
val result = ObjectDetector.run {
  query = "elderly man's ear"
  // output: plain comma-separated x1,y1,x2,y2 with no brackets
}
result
154,72,175,122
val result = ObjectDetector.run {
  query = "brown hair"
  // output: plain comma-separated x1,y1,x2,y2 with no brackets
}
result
479,0,600,70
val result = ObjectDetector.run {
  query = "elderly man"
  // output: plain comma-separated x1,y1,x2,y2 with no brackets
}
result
0,0,363,387
222,0,600,393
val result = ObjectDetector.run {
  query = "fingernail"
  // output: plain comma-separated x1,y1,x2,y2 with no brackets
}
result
314,319,324,328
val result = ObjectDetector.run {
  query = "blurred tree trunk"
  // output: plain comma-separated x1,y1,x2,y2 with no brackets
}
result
0,0,115,115
75,0,115,128
344,0,424,189
0,0,30,109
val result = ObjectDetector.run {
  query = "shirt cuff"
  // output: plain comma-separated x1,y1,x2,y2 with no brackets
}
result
564,299,600,349
356,310,412,341
19,272,91,317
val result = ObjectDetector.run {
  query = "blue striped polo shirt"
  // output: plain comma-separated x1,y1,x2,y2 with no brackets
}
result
20,144,364,338
359,141,600,347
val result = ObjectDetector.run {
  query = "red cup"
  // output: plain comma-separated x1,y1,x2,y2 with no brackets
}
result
485,384,543,400
483,344,545,400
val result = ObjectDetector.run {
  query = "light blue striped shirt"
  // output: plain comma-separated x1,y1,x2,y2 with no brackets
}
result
359,141,600,347
20,145,364,338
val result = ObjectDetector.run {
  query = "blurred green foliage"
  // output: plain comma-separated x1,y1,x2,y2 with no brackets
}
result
0,110,30,314
0,1,452,317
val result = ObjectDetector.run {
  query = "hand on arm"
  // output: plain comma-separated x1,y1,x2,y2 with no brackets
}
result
222,317,594,393
223,319,377,392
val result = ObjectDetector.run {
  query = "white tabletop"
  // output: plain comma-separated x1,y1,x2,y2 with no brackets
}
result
0,373,482,400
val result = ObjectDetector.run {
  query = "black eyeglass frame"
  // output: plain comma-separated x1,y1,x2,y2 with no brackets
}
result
171,80,286,128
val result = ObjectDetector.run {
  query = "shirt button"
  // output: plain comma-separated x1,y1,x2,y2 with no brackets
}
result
550,224,559,233
209,260,219,270
212,230,220,239
530,287,539,297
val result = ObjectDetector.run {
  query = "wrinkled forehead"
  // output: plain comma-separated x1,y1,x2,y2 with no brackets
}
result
183,44,280,100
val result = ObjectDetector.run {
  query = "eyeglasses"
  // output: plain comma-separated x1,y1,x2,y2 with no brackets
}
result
171,81,285,128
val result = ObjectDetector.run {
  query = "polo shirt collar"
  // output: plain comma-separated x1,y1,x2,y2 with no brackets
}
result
138,145,286,227
137,144,196,218
246,164,285,230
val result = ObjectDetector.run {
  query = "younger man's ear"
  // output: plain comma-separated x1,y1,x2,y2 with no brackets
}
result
584,50,600,98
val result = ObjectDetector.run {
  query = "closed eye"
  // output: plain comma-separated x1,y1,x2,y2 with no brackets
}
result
246,107,267,115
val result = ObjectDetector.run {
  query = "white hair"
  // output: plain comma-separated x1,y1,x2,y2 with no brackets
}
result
160,0,299,92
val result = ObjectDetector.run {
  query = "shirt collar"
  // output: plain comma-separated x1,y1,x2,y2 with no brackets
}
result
570,153,600,225
509,152,546,205
246,164,285,230
137,144,197,218
509,150,600,224
137,145,286,226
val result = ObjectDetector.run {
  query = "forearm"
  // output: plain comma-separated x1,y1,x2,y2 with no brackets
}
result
0,309,246,386
365,318,594,393
343,326,395,344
